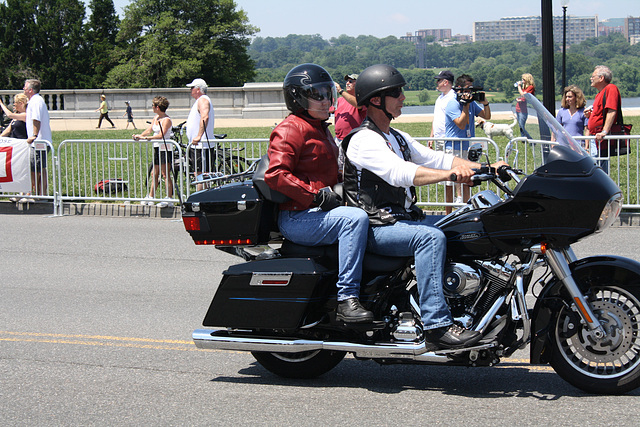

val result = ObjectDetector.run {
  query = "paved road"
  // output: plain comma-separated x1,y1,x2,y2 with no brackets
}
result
2,215,640,425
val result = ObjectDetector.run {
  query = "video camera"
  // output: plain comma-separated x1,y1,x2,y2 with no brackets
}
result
453,86,485,106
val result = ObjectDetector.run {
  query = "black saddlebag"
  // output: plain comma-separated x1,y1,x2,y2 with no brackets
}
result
203,258,336,330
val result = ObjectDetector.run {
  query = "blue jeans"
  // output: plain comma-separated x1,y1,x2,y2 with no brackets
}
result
598,159,610,174
517,111,532,139
366,215,452,330
278,207,369,301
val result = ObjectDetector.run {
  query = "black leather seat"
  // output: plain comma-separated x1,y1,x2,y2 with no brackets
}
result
279,240,409,273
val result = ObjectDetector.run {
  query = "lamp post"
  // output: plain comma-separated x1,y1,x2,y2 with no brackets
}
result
541,0,555,115
561,1,569,93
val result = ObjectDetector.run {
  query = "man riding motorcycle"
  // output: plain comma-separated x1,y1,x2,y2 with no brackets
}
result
341,64,505,348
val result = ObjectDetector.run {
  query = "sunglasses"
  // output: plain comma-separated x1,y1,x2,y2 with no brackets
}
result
306,86,334,102
384,87,403,98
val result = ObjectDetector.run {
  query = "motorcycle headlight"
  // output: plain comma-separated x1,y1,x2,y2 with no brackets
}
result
595,193,622,233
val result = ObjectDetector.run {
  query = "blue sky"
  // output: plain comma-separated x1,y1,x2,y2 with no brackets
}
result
110,0,639,39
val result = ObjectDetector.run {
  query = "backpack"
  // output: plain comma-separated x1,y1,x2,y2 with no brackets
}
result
94,179,128,194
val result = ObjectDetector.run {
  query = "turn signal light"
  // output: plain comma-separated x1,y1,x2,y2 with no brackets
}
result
194,239,254,245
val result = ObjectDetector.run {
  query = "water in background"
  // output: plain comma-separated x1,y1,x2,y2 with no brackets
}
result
403,97,640,116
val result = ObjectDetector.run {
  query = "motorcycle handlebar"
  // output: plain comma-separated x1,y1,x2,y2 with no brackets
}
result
451,165,521,186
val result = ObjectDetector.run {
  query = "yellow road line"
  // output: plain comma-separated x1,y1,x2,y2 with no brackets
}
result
0,330,554,370
0,330,192,344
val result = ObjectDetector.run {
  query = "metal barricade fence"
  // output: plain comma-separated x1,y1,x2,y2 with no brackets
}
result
579,135,640,209
0,139,58,215
506,135,640,209
414,137,501,210
53,137,503,212
184,138,269,197
57,139,183,208
56,138,270,203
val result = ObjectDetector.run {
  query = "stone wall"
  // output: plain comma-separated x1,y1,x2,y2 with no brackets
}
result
0,82,288,121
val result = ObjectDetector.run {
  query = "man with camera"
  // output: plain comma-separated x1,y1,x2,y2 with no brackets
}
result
443,74,490,212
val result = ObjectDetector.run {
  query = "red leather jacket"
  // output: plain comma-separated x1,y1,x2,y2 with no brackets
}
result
265,114,339,211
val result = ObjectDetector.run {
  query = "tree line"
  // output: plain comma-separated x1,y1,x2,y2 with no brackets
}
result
0,0,257,89
250,33,640,99
2,0,639,99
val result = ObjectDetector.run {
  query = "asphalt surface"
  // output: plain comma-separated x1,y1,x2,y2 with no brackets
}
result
2,214,640,425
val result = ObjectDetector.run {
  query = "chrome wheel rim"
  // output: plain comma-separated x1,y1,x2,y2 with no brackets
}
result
555,287,640,379
272,350,322,363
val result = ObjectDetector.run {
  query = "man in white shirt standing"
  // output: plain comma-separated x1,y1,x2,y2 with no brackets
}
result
431,70,458,214
23,79,51,197
430,70,455,141
186,78,215,191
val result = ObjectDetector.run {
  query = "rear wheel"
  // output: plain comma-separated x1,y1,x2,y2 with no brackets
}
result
251,350,345,378
549,285,640,394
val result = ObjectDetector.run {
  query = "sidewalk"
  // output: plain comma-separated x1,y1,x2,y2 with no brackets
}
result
0,200,180,219
50,107,640,132
50,115,439,131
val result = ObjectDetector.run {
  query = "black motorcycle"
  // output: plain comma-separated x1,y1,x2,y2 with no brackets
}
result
182,94,640,394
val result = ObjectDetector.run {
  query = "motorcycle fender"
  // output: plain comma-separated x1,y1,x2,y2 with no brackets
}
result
530,255,640,364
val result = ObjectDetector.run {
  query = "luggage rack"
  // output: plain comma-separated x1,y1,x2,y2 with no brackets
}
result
190,159,260,187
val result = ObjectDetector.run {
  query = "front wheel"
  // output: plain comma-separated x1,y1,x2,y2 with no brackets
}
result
252,350,345,379
550,285,640,394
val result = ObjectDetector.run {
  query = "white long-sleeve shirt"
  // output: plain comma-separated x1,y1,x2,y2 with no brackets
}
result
346,127,455,207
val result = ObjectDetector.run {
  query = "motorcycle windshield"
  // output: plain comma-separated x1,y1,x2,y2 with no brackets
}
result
516,93,588,164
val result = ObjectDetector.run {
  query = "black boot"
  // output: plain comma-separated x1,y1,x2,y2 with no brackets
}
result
424,324,482,349
336,298,374,323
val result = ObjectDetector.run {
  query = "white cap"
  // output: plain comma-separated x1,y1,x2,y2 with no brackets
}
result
186,78,208,90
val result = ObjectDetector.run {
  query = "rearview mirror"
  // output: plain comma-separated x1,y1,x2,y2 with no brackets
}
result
467,143,483,162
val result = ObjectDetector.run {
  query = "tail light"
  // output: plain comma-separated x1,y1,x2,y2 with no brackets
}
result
194,239,254,245
182,216,200,231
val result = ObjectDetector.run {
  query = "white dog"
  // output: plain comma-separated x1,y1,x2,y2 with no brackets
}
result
476,115,517,140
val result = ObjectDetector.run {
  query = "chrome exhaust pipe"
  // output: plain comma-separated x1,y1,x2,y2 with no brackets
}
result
193,329,462,362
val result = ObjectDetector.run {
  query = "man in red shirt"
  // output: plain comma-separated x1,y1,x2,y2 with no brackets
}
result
334,73,367,142
586,65,621,173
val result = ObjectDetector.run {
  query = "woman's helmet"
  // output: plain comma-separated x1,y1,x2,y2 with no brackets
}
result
355,64,406,119
283,63,337,116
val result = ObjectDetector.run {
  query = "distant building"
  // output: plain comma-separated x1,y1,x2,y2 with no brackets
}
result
416,28,452,40
400,32,422,44
599,18,625,36
626,16,640,44
473,15,597,46
401,29,472,68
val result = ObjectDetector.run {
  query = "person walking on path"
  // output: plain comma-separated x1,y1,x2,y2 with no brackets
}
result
122,101,136,129
95,94,115,128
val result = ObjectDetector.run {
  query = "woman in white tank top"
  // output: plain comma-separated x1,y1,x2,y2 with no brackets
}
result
133,96,175,207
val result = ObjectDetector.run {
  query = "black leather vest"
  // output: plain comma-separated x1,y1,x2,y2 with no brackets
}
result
342,119,423,225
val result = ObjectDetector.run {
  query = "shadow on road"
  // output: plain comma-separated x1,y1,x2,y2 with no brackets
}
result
205,357,637,399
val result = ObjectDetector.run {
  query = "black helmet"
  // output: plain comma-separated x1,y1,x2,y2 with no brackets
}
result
283,63,336,115
355,64,406,107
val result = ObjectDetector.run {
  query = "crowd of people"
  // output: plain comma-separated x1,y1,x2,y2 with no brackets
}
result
0,64,628,213
0,77,220,208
